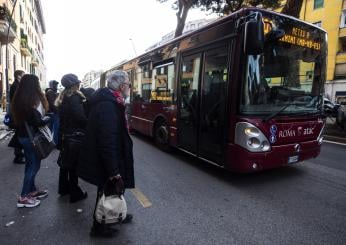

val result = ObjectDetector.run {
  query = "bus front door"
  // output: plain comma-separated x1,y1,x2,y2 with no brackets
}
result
178,54,201,154
178,45,229,165
199,47,228,164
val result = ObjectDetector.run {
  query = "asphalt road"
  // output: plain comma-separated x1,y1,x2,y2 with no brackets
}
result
0,135,345,245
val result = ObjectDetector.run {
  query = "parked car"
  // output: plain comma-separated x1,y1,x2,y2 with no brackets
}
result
323,97,340,117
336,98,346,129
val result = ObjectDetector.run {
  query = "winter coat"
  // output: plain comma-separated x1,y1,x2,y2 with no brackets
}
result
9,80,19,102
77,88,135,189
45,88,59,113
16,109,49,138
58,92,87,169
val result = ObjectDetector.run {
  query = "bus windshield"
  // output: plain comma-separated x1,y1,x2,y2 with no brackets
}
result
240,16,327,116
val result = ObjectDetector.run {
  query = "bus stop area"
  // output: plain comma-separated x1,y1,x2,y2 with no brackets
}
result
0,120,345,244
2,110,345,144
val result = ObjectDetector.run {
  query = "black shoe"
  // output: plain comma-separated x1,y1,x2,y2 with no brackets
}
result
70,191,88,203
90,223,118,238
121,214,133,224
58,190,69,196
13,157,25,164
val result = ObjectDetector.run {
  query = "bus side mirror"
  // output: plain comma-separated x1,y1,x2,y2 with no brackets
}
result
244,13,264,55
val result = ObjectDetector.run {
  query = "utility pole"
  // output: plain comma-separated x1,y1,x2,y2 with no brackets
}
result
5,0,18,112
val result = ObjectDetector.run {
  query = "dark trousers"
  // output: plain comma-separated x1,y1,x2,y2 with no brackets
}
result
93,188,102,223
18,137,41,196
14,147,24,158
58,168,83,197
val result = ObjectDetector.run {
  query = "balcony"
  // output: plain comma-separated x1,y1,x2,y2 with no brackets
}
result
31,57,39,67
340,27,346,38
335,52,346,77
20,37,31,56
0,6,17,43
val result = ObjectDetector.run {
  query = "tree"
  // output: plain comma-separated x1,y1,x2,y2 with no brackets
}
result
158,0,281,38
281,0,304,18
158,0,201,38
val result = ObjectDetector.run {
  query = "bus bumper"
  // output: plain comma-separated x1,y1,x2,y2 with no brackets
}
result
225,140,321,172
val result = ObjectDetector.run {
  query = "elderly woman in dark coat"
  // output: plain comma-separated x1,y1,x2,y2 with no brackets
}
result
78,70,134,238
56,73,87,203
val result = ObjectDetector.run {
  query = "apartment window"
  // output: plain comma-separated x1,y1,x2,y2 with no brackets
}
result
13,55,16,71
341,39,346,52
314,0,323,10
306,71,313,82
313,21,322,27
341,10,346,28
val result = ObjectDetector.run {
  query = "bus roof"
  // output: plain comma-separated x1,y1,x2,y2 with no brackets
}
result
106,7,326,72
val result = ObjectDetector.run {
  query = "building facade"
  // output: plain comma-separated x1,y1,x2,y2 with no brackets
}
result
0,0,46,109
82,70,102,88
146,19,215,52
278,0,346,103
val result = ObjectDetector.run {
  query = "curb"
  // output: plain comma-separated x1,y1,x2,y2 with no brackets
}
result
0,130,12,141
323,135,346,144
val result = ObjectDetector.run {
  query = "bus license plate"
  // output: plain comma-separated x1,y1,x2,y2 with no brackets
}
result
288,155,299,164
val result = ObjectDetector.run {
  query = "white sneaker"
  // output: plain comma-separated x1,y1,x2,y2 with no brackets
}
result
17,196,40,208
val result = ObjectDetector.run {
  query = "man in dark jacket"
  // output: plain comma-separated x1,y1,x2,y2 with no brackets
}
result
8,70,25,164
45,80,59,144
78,70,134,238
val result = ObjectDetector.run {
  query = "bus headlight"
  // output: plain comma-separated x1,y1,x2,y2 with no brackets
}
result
235,122,271,152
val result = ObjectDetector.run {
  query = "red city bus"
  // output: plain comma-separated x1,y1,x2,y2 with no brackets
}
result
102,8,327,172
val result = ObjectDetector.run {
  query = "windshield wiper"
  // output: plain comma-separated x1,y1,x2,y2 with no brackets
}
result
263,101,301,122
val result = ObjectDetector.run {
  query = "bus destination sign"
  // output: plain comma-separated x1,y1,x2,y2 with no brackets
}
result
264,19,321,51
279,27,321,51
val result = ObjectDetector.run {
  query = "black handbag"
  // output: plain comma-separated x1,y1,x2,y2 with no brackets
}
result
60,130,85,169
25,122,56,160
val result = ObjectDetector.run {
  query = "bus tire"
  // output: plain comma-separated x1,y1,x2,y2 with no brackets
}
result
154,121,171,152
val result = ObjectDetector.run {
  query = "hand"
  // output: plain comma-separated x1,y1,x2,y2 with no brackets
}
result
42,116,51,124
109,174,121,180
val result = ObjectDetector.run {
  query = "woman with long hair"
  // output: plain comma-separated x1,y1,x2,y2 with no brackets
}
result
11,74,50,208
55,73,87,203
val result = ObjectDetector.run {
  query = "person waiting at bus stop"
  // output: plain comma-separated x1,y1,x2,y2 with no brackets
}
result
56,74,88,203
45,80,60,144
78,70,134,238
8,70,26,164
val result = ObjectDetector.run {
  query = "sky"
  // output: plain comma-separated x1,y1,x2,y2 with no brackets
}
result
41,0,217,82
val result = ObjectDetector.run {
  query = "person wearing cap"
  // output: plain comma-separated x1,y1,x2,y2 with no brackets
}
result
45,80,59,144
78,70,134,238
55,73,88,203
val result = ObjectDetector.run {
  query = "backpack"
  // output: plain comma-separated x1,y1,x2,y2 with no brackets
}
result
3,112,14,129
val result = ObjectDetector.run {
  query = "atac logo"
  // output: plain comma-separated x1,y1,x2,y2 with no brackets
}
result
297,126,303,136
298,126,314,136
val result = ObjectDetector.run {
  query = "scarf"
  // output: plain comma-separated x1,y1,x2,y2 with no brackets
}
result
111,90,129,132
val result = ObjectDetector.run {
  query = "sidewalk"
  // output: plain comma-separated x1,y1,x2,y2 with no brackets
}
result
323,118,346,144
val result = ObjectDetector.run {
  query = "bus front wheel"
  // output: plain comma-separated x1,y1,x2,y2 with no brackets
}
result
155,121,171,151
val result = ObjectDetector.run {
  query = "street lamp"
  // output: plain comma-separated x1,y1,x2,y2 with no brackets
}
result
5,0,18,111
129,38,137,57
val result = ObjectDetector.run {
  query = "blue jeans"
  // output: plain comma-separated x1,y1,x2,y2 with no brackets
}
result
50,113,60,145
19,137,41,197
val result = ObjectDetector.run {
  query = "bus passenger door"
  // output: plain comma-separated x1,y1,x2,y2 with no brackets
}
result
199,46,228,164
177,54,202,154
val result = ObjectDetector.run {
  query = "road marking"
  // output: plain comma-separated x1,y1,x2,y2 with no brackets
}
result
130,188,152,208
323,140,346,146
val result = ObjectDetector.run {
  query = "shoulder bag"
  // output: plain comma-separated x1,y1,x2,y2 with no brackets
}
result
24,122,56,160
95,178,127,225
